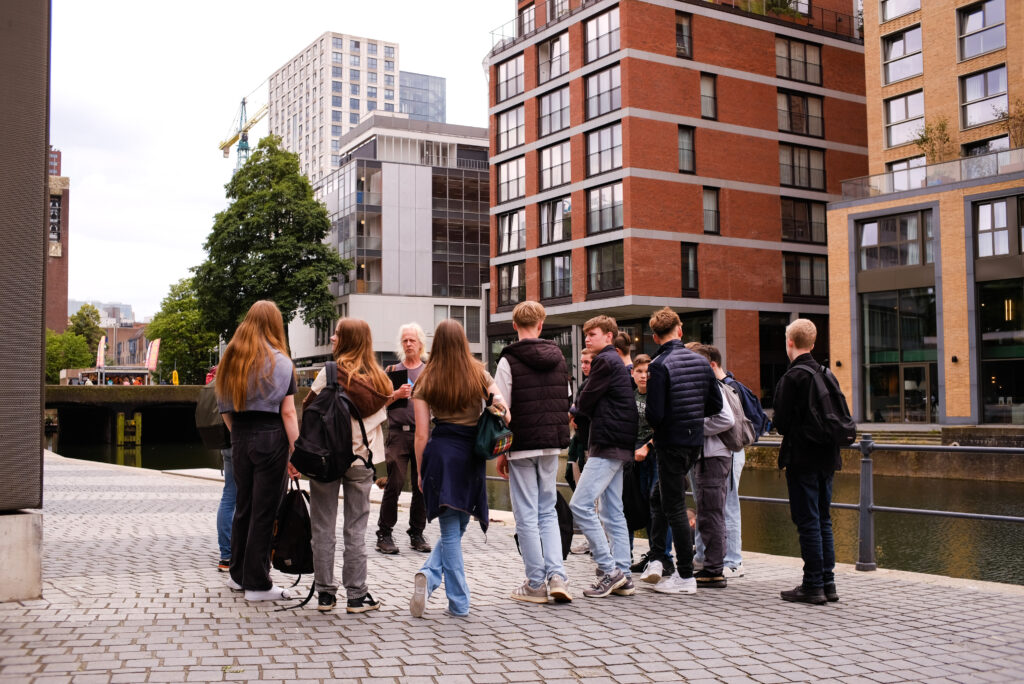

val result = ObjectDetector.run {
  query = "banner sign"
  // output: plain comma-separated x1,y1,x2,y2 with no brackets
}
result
146,338,161,372
96,336,106,368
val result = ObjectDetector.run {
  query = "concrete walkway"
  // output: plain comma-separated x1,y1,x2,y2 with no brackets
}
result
1,454,1023,683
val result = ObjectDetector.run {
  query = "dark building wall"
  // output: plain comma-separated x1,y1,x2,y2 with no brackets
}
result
47,178,69,332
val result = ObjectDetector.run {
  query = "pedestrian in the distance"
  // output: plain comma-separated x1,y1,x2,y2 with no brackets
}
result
207,365,235,574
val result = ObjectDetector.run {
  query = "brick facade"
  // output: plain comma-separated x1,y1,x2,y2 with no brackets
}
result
46,175,69,333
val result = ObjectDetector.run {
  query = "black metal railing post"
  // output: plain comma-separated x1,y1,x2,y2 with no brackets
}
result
856,433,877,571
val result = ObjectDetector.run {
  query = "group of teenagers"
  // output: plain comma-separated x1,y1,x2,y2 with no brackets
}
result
214,297,841,617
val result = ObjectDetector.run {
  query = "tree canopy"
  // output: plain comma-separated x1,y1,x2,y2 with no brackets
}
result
144,278,220,385
45,329,94,384
193,135,348,341
68,303,104,357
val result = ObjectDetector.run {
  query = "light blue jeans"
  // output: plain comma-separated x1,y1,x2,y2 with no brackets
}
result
419,508,471,616
217,448,236,561
694,450,745,568
569,456,630,576
508,454,566,588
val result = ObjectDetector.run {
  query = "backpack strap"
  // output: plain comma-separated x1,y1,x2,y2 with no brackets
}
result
341,391,374,469
325,361,338,389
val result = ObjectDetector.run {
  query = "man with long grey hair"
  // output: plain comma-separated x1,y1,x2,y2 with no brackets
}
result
376,322,432,554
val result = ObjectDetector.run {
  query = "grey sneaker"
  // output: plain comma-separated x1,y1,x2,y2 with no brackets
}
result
547,575,572,603
612,576,636,596
583,569,626,598
511,580,549,604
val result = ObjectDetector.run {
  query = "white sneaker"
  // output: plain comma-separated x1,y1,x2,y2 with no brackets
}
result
570,540,590,555
640,560,664,584
725,564,744,578
226,577,243,592
652,574,697,595
244,586,294,601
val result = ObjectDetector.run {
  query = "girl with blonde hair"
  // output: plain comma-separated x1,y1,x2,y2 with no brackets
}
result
216,300,299,601
408,319,507,618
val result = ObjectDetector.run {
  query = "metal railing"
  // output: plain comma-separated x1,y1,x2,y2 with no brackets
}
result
842,147,1024,200
486,433,1024,572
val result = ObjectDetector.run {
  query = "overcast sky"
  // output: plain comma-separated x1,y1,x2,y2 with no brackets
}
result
52,0,512,320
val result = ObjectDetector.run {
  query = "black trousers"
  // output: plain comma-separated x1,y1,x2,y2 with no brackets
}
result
229,413,289,591
649,445,700,578
376,427,426,537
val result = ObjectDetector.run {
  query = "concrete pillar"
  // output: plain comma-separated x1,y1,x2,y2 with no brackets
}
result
0,510,43,602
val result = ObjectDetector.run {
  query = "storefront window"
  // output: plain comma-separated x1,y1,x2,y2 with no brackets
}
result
979,278,1024,423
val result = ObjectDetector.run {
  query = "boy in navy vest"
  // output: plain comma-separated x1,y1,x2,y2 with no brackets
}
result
495,301,573,604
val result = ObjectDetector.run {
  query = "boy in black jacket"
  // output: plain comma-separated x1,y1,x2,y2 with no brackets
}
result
568,315,639,598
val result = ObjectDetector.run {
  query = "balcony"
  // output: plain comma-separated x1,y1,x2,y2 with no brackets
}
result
489,0,601,56
841,147,1024,200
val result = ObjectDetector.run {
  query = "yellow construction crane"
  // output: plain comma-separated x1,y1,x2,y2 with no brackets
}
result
218,90,269,170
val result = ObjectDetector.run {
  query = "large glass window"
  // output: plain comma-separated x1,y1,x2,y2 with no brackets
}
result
588,182,623,234
540,196,571,244
886,91,924,147
703,187,719,234
961,65,1007,128
518,4,535,36
781,198,826,243
979,278,1024,424
676,12,692,58
678,126,695,173
540,253,572,299
881,0,920,22
586,65,621,119
887,156,927,192
778,91,823,137
539,87,571,137
497,209,526,254
858,210,934,269
681,243,698,295
538,32,569,83
783,253,828,298
883,26,922,84
587,123,622,176
588,241,624,293
497,55,524,102
540,141,571,190
976,199,1009,257
779,144,824,190
498,262,526,307
585,8,620,63
959,0,1006,60
547,0,569,22
497,157,525,203
700,73,717,119
497,107,525,152
775,37,821,85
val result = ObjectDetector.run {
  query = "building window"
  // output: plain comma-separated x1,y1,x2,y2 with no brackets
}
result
350,98,360,110
332,66,343,78
538,33,569,84
332,80,343,92
366,58,376,70
781,198,826,243
332,51,342,63
588,241,624,293
435,306,481,343
368,72,377,84
350,39,360,51
350,55,360,67
497,209,526,254
588,182,623,234
778,91,823,137
783,254,828,299
384,103,394,112
367,101,377,112
681,243,698,295
678,125,695,173
384,60,394,71
351,83,360,95
587,123,622,176
331,110,343,122
779,144,825,189
540,253,572,300
497,157,525,202
350,113,359,124
385,46,395,58
885,90,923,147
887,156,927,192
586,65,621,119
978,277,1023,424
676,12,692,58
976,199,1010,257
331,139,340,150
964,135,1009,158
384,89,394,100
332,95,342,107
585,7,620,63
883,26,922,84
368,86,378,99
367,43,377,55
385,74,394,86
540,141,571,190
959,0,1006,60
331,125,342,136
881,0,920,22
349,69,360,81
700,73,717,119
49,196,60,242
539,86,571,137
518,4,535,36
498,262,526,307
858,210,934,269
497,106,525,152
703,188,719,234
332,37,343,49
775,37,821,85
497,55,525,102
540,196,572,244
547,0,569,22
961,65,1007,128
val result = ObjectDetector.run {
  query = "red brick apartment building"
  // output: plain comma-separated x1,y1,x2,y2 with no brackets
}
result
484,0,867,401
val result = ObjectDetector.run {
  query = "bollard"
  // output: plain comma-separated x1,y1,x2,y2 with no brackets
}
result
856,433,877,571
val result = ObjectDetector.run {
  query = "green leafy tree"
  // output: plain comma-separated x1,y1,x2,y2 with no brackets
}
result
68,303,105,357
194,135,349,341
144,278,220,385
45,329,94,384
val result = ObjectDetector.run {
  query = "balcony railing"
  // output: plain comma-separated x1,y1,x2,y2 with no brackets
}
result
841,147,1024,200
421,155,489,171
490,0,601,56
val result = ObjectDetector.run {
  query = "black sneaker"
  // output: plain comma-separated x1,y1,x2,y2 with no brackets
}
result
347,592,381,614
317,592,336,612
824,582,839,602
780,584,827,605
629,553,649,574
694,569,727,588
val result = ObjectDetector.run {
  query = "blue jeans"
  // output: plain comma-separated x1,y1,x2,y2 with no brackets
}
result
217,448,236,561
569,456,630,576
509,454,566,588
694,450,744,568
419,508,471,616
786,467,835,589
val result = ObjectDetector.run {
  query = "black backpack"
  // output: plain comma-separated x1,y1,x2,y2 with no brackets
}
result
792,364,857,448
195,381,231,450
271,479,315,609
290,362,372,482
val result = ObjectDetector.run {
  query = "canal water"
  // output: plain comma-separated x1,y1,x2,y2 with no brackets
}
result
49,438,1024,586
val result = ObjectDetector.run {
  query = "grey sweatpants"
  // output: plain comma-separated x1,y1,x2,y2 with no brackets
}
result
309,461,374,599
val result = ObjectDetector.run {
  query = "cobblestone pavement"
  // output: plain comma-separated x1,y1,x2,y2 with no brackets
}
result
1,454,1023,683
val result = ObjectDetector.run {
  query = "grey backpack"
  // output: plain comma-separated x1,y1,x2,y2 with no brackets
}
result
718,381,756,452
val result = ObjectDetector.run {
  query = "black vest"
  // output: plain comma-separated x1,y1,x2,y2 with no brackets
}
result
500,339,571,451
